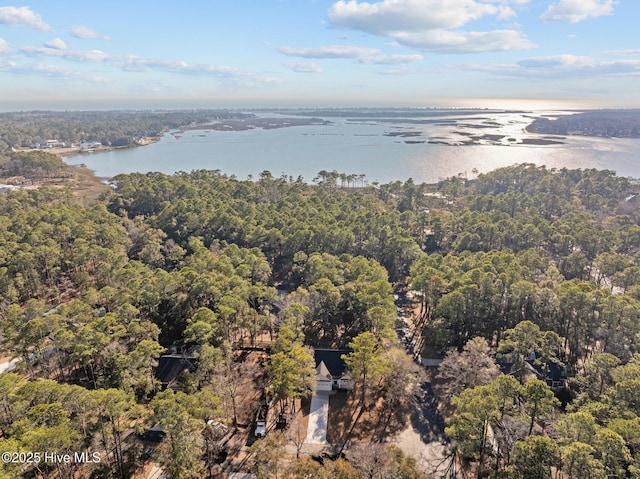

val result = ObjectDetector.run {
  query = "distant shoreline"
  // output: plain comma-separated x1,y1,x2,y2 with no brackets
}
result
180,117,331,132
36,135,163,160
25,109,640,184
526,109,640,138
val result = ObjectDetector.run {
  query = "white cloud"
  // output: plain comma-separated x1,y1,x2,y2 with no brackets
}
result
285,62,324,73
0,60,75,77
359,53,423,64
519,54,640,76
0,60,120,86
86,76,114,84
326,0,533,53
115,54,245,78
279,45,379,59
471,52,640,78
0,38,11,55
395,29,534,53
328,0,496,33
70,25,108,40
604,49,640,56
0,59,17,69
0,6,50,31
518,54,595,69
376,66,423,75
496,5,517,20
44,38,67,50
540,0,615,23
30,64,75,76
18,44,274,85
21,46,110,62
279,44,423,65
67,50,110,62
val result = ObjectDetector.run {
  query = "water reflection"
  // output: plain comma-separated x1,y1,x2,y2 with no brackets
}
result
69,111,640,183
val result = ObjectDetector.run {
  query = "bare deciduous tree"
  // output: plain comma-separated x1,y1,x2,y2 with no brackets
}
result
437,337,499,398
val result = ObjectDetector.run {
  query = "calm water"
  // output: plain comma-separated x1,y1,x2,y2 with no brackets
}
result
68,111,640,183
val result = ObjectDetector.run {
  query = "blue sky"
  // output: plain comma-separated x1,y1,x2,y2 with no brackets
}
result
0,0,637,110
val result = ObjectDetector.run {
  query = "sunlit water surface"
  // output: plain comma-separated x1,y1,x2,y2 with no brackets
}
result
68,111,640,183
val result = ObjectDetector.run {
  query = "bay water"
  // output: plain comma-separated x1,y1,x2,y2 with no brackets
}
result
67,111,640,183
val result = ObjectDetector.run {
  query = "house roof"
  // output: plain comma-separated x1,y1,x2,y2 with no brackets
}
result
313,348,351,378
545,359,567,382
316,361,332,381
155,354,198,388
497,354,566,382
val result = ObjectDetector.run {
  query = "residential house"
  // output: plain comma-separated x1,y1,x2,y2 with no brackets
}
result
313,348,354,392
154,348,198,390
498,352,568,391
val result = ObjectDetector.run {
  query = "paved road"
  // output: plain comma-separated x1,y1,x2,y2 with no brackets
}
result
305,391,330,444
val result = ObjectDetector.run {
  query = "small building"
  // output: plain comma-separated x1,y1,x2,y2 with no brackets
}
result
80,141,102,150
154,353,198,390
313,348,354,391
544,360,568,391
498,352,568,391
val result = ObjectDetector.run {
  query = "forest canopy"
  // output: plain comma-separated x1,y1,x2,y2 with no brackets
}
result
1,163,640,477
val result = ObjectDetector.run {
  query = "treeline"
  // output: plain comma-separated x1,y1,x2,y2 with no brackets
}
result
527,109,640,137
410,165,640,363
0,110,253,149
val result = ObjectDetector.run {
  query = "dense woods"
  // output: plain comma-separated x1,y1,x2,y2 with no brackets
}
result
0,150,71,180
2,161,640,477
0,110,253,149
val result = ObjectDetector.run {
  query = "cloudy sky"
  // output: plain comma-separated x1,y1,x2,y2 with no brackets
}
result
0,0,637,109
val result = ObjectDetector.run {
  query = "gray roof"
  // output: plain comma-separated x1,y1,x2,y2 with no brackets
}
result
313,348,351,378
155,354,198,388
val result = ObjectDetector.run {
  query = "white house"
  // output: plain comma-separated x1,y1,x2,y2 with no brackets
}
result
313,349,354,392
315,360,333,392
